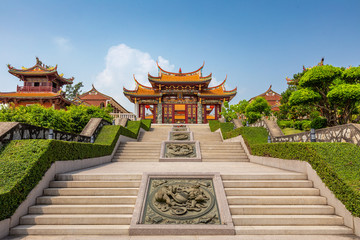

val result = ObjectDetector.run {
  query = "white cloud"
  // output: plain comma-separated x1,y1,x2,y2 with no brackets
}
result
95,44,174,113
53,37,72,51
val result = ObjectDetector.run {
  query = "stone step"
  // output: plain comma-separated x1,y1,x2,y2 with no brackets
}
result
223,180,313,188
37,196,137,205
232,215,344,226
122,142,161,145
235,225,353,235
49,181,141,188
56,174,142,181
116,149,161,153
10,225,129,235
113,154,160,158
230,205,335,215
202,158,249,162
225,188,319,196
227,196,327,205
20,214,132,225
201,150,245,153
112,158,158,162
221,173,308,180
202,154,248,158
29,205,134,214
43,188,139,196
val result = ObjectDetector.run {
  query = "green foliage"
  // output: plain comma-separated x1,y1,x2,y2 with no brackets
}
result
289,88,321,106
140,119,152,131
220,101,237,122
277,120,294,129
302,121,311,131
239,127,360,217
208,120,220,132
0,127,121,220
64,82,84,100
220,122,234,137
0,104,113,134
310,111,321,120
251,142,360,217
282,128,304,135
300,65,342,88
310,117,327,129
245,97,271,124
289,64,360,126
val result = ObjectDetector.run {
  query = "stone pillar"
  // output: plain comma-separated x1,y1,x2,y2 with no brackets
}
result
134,103,139,120
157,103,162,124
197,102,202,124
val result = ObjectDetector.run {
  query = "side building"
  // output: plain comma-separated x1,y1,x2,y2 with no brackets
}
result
76,85,134,120
249,85,281,111
123,63,237,123
0,58,73,109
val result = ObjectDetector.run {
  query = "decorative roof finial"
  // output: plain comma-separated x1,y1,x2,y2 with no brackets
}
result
36,57,43,66
179,68,182,73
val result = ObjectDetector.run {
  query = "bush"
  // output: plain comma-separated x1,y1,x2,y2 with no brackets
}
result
310,111,321,120
251,142,360,217
302,120,312,131
220,122,234,137
140,119,152,131
311,117,327,129
294,121,303,130
0,104,113,134
239,127,360,217
209,120,220,132
0,125,121,221
277,120,294,129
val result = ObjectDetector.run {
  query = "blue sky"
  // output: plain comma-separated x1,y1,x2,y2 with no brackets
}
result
1,0,360,112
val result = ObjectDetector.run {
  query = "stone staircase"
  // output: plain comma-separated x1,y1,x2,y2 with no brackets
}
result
8,124,355,238
190,125,249,162
10,173,141,235
222,173,353,235
112,125,171,162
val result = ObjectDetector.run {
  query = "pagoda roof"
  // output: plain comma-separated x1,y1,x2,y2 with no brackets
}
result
8,57,74,84
249,85,281,101
147,62,212,87
78,85,129,113
0,91,73,105
157,62,205,76
123,76,160,101
199,76,237,100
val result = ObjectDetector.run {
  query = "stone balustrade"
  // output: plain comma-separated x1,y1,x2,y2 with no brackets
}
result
250,120,360,147
0,118,111,148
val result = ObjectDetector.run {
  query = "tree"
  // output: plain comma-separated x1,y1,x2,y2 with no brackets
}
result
289,65,360,126
64,82,84,100
245,97,271,124
220,101,237,122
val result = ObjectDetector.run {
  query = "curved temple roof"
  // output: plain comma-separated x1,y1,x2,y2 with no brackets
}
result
8,57,74,84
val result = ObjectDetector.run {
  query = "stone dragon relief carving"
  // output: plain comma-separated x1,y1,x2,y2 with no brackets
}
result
170,132,190,141
165,143,196,158
142,179,220,225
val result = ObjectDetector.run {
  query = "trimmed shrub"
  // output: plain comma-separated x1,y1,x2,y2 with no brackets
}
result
239,127,360,217
220,122,234,137
294,121,303,130
140,119,152,131
209,120,220,132
311,117,327,129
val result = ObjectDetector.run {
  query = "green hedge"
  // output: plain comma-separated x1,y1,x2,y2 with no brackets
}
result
140,119,152,131
220,122,234,137
240,127,360,217
209,120,220,132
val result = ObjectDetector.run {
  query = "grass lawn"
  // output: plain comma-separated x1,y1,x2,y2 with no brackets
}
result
282,128,304,135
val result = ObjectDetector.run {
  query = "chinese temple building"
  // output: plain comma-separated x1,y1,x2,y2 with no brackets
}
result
249,85,281,111
123,63,237,123
0,58,73,109
76,85,129,114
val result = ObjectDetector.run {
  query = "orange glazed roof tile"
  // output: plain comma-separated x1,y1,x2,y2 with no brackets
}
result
0,92,60,98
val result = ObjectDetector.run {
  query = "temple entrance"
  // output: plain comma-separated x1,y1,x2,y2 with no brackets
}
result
202,104,221,124
163,104,174,123
186,104,197,124
139,104,157,123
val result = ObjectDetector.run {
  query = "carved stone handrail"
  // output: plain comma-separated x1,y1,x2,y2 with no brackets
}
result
0,118,111,149
272,123,360,146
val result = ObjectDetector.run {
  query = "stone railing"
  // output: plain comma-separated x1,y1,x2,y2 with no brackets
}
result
249,119,284,138
80,118,111,140
0,118,111,149
110,113,137,121
273,123,360,146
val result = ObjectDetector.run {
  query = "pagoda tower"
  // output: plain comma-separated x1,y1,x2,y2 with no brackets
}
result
123,63,237,124
0,57,73,109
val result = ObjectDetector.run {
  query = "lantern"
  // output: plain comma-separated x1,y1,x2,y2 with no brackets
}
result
210,105,214,109
145,105,150,109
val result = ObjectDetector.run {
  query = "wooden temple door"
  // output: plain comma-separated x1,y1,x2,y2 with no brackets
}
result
185,104,197,124
162,104,174,124
139,104,146,120
202,105,208,124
